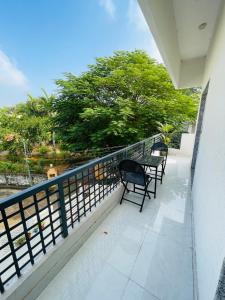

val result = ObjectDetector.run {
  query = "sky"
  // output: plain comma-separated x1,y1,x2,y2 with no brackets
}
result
0,0,162,107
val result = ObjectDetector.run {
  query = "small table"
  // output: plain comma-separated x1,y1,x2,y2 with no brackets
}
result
138,155,164,198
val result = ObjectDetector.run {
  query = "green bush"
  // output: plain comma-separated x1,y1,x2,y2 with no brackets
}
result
31,164,44,174
38,145,49,155
0,159,45,174
6,153,23,163
37,158,49,167
55,151,69,159
0,161,26,174
28,159,45,174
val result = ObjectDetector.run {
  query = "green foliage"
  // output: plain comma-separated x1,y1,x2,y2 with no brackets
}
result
0,161,27,174
157,122,174,145
53,50,199,150
38,145,49,155
0,158,46,174
0,50,199,155
0,90,55,155
37,158,48,168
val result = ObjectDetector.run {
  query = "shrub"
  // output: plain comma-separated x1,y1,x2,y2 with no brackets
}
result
0,161,26,174
28,159,45,174
55,150,68,159
6,153,23,163
38,145,49,155
37,158,49,167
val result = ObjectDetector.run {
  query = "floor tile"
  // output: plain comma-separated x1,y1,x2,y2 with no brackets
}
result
84,263,128,300
122,280,160,300
106,234,142,277
130,230,193,300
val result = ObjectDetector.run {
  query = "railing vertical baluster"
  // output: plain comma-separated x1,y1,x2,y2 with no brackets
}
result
82,172,87,217
19,201,34,265
97,164,100,203
142,141,145,158
33,194,46,254
46,187,56,244
0,276,4,294
67,178,73,228
111,159,114,192
75,174,80,222
102,163,105,200
58,181,68,238
107,160,111,195
93,167,97,207
124,147,127,159
88,168,91,212
147,138,150,155
1,209,21,278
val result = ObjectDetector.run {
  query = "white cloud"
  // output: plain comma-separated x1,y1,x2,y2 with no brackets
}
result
128,0,148,32
0,49,28,88
98,0,116,19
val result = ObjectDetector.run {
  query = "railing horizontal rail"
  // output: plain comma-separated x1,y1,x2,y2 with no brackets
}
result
0,134,161,293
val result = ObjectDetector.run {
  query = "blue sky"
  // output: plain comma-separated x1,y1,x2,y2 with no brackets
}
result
0,0,161,107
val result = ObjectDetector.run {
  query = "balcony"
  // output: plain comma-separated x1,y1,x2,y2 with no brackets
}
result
0,135,194,300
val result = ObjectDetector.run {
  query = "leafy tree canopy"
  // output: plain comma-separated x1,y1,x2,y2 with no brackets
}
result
0,91,55,154
53,50,199,151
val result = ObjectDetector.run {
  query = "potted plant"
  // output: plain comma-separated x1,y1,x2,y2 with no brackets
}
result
33,221,45,233
157,122,175,154
40,221,45,230
33,226,39,233
14,236,26,248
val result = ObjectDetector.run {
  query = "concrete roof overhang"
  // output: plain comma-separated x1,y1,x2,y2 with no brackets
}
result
138,0,223,88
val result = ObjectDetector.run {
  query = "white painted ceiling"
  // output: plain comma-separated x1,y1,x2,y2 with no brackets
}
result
173,0,222,60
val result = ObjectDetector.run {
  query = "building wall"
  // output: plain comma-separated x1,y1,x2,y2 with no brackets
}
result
192,3,225,299
180,133,195,156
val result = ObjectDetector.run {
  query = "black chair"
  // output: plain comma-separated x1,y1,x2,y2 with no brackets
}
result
151,141,168,174
118,159,152,212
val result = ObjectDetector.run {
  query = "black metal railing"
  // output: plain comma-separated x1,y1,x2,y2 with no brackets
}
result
0,134,161,293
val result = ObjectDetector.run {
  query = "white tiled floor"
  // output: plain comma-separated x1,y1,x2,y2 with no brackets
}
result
37,155,193,300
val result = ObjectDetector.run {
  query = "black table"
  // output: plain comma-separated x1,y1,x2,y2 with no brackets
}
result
138,155,164,198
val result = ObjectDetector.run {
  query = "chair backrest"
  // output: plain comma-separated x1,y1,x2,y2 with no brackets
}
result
151,141,168,154
118,159,146,186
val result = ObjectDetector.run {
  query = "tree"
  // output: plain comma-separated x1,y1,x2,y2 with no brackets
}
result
53,50,199,150
0,91,55,154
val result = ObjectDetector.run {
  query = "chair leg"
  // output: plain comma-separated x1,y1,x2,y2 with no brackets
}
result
147,190,151,199
120,182,128,205
145,182,151,199
163,156,167,175
160,163,163,184
140,190,147,212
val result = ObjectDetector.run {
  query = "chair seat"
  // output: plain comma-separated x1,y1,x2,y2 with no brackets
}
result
122,171,150,186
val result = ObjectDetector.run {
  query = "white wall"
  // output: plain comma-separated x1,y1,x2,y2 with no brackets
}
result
180,133,195,156
179,57,205,88
192,3,225,299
